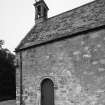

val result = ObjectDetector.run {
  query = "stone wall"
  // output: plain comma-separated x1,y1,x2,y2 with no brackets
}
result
16,28,105,105
16,53,20,105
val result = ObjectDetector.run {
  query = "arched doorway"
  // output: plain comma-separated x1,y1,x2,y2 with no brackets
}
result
41,78,54,105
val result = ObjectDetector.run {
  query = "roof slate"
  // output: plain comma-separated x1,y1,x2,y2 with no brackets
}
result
16,0,105,51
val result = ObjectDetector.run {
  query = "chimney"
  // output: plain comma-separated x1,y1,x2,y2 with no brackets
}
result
34,0,49,24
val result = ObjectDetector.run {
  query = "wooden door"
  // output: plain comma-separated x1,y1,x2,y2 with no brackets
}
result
41,78,54,105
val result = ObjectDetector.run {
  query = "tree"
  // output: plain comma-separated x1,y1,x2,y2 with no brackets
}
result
0,40,16,101
0,40,4,48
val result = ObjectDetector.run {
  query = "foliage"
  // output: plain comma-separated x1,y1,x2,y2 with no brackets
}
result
0,40,4,48
0,40,16,100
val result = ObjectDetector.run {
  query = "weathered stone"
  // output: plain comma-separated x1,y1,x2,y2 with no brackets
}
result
16,0,105,105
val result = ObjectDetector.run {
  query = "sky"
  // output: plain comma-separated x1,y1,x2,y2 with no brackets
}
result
0,0,94,52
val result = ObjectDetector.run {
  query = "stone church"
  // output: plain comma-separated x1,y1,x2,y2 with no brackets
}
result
15,0,105,105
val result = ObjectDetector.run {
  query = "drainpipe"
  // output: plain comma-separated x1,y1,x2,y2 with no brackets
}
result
20,52,23,105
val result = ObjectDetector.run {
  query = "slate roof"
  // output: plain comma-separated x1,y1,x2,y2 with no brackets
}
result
15,0,105,52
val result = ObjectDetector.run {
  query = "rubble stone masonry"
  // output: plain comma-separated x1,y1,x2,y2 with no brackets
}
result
16,28,105,105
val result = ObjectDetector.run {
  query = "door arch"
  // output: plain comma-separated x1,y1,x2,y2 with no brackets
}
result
41,78,54,105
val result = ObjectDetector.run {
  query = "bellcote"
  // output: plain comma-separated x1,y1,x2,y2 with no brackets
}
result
34,0,49,24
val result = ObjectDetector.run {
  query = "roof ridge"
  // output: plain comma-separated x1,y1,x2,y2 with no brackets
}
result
37,1,95,24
